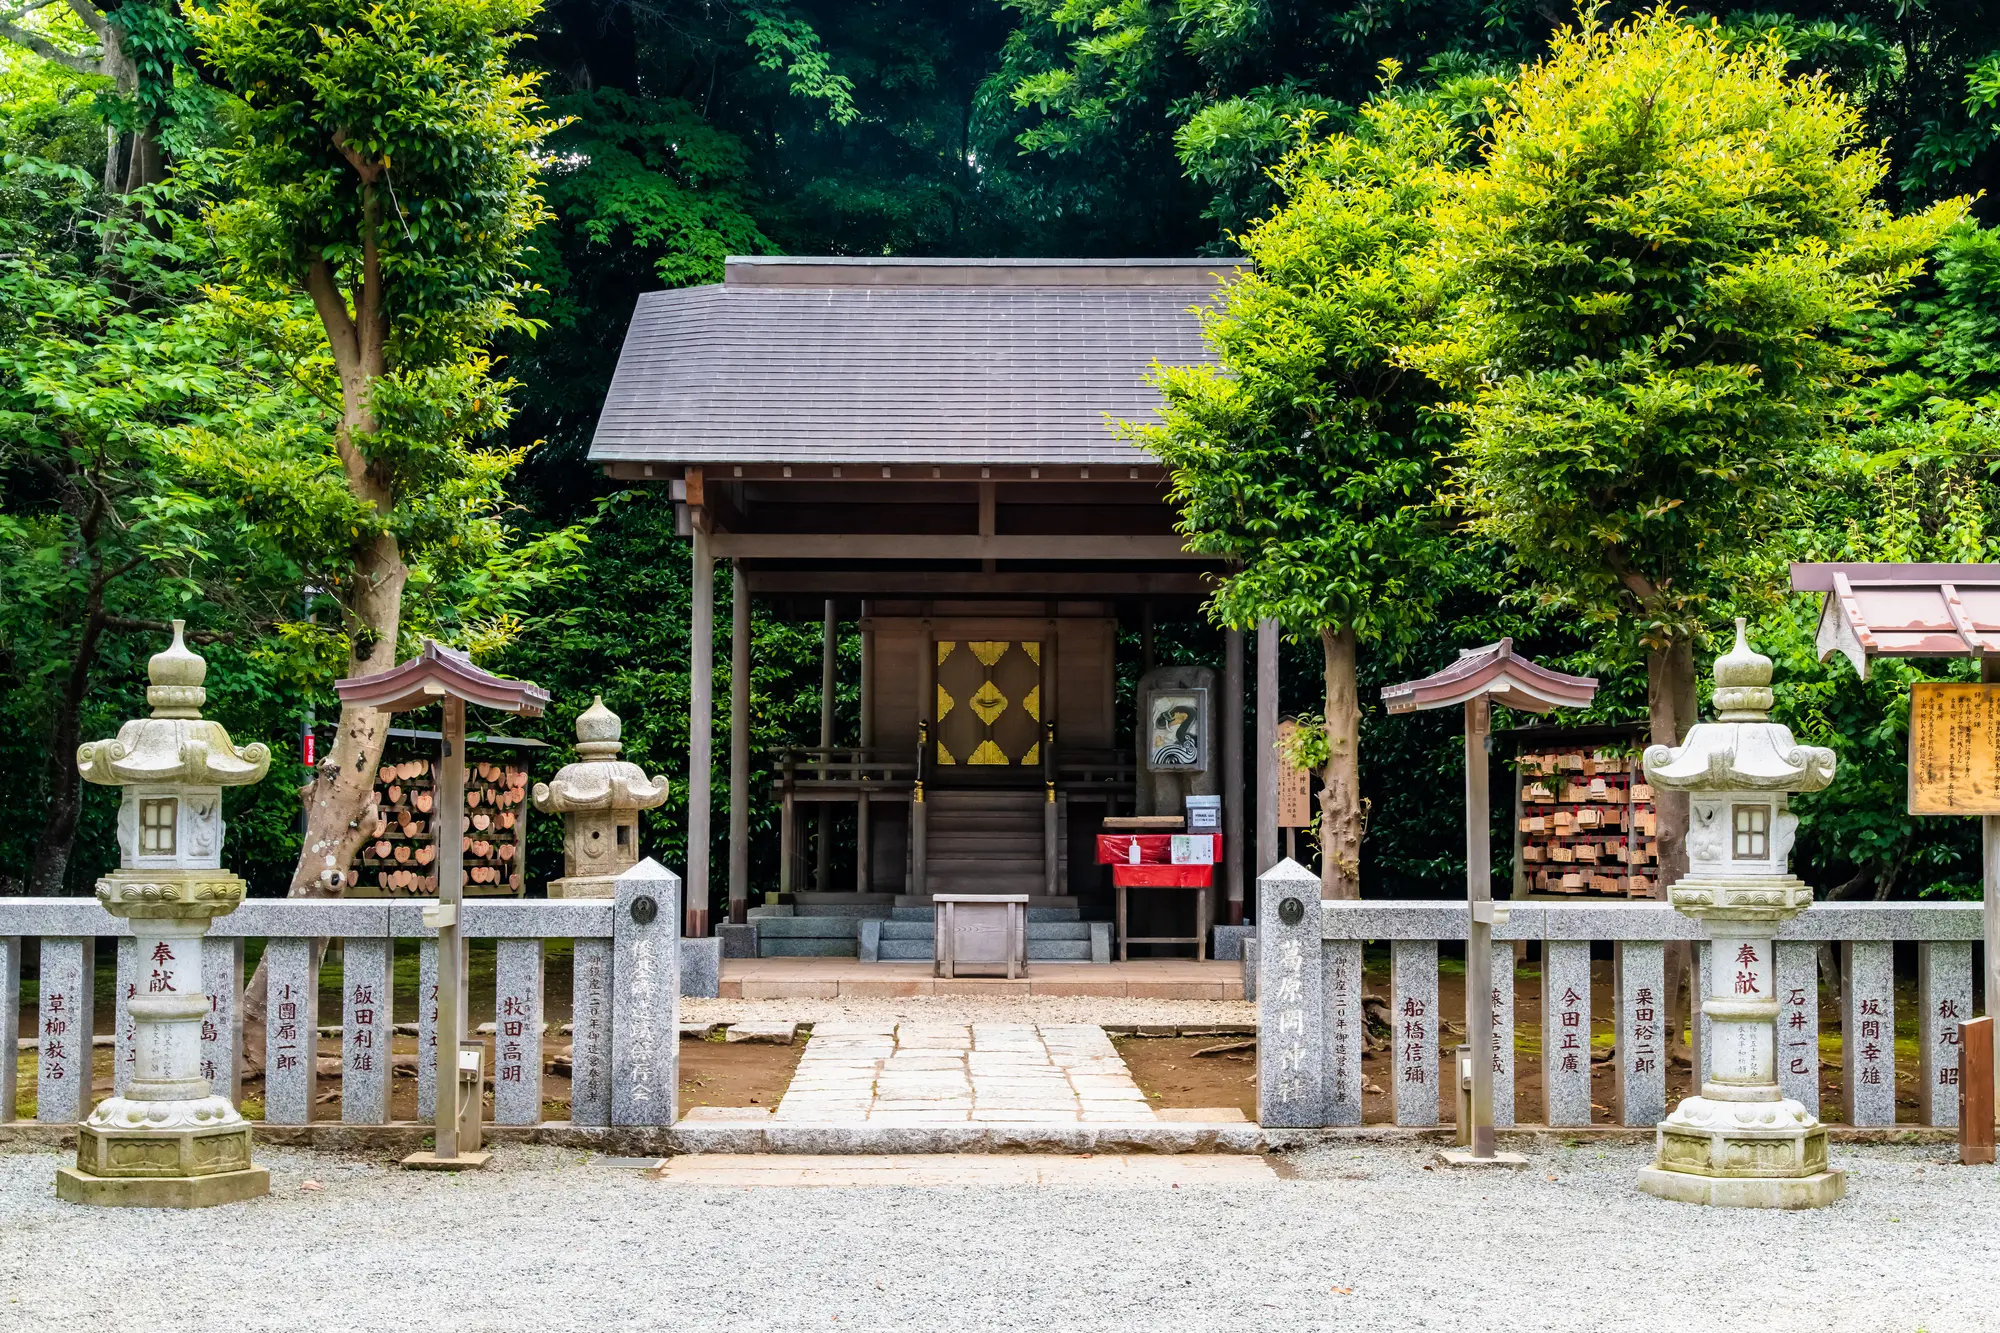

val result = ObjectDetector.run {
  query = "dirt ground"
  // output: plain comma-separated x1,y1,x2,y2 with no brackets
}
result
13,1035,805,1123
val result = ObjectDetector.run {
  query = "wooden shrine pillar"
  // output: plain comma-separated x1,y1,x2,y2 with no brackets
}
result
913,619,932,898
687,523,713,936
1256,619,1279,879
728,559,750,923
857,609,873,893
1223,626,1245,925
816,599,836,890
1043,618,1060,896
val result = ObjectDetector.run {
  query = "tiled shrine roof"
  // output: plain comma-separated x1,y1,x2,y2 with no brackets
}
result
587,257,1246,469
1792,562,2000,678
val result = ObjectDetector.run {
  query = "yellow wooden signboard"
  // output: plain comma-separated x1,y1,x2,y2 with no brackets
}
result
1275,719,1312,828
1908,682,2000,815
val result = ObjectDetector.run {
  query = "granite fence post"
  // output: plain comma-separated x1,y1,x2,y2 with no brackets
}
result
201,935,244,1107
1614,942,1666,1127
1322,938,1361,1125
342,937,393,1125
262,937,319,1125
113,936,137,1096
611,859,681,1126
417,938,439,1122
1918,940,1973,1129
679,936,722,999
1542,939,1592,1127
1390,939,1438,1128
1489,939,1515,1128
1841,939,1896,1127
0,936,18,1121
1254,859,1325,1128
1775,942,1820,1115
37,937,94,1124
569,937,613,1126
493,938,545,1126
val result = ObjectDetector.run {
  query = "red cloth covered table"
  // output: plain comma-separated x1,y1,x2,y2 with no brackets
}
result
1097,834,1221,959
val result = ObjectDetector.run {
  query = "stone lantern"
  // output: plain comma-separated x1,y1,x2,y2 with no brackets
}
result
533,697,669,898
1636,619,1842,1209
57,621,272,1207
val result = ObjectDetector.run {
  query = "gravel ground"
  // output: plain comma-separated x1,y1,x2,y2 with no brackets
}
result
1,1140,1993,1332
683,995,1258,1026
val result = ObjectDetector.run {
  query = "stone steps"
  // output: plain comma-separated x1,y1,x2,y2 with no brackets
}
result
861,917,1109,963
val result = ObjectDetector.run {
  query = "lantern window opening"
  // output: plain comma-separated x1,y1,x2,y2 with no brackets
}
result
1732,804,1769,860
617,824,632,849
139,797,179,855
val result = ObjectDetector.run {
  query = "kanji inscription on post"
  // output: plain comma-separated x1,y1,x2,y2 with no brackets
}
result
1908,682,2000,815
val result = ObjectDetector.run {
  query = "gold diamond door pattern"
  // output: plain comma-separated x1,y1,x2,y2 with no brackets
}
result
933,640,1042,768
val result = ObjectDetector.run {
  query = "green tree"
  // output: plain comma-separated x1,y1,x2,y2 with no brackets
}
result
1134,90,1464,897
0,162,334,894
1414,7,1965,893
190,0,567,901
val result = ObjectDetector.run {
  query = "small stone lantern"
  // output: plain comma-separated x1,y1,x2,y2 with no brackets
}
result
58,621,272,1207
533,697,669,898
1637,619,1842,1209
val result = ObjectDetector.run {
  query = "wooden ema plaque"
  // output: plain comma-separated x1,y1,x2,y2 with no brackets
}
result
1908,682,2000,815
1274,719,1312,828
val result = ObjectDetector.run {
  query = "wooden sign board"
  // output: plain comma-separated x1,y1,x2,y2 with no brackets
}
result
1908,682,2000,815
1275,719,1312,828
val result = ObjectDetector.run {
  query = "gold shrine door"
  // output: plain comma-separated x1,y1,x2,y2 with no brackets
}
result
932,639,1044,776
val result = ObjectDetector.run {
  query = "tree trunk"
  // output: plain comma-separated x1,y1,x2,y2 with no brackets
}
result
1317,624,1363,901
241,188,401,1073
1647,635,1699,1061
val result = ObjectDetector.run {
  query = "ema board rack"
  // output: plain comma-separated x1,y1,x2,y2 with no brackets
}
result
341,728,547,898
1513,748,1659,899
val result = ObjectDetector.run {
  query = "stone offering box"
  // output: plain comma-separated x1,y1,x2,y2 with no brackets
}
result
932,894,1028,979
350,730,547,898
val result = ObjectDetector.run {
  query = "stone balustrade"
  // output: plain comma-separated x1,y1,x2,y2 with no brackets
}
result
1254,862,1985,1132
2,881,707,1131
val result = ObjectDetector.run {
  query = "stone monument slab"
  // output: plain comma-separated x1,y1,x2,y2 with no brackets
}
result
1391,939,1438,1127
1775,942,1819,1115
1254,860,1324,1128
1322,938,1361,1125
262,938,319,1125
1615,941,1666,1127
611,860,680,1126
493,938,544,1125
37,937,94,1124
1488,940,1516,1128
569,937,613,1126
201,935,244,1107
341,937,393,1124
1841,938,1896,1127
416,938,439,1122
1542,940,1592,1127
1918,940,1973,1128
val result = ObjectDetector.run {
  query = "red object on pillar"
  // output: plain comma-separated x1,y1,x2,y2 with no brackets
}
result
302,730,316,767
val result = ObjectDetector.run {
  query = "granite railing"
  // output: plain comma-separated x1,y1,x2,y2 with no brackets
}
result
1253,861,1985,1131
1,869,702,1130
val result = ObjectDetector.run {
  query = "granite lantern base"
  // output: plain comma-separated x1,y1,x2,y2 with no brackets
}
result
1634,877,1844,1211
57,875,270,1209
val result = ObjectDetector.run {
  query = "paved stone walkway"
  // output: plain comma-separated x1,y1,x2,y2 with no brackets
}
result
656,1153,1275,1187
773,1022,1156,1124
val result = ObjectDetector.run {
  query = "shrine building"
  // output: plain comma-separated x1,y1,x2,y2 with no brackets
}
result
588,256,1278,959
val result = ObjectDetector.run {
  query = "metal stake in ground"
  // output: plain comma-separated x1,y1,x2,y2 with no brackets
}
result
1382,640,1596,1167
333,641,549,1170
